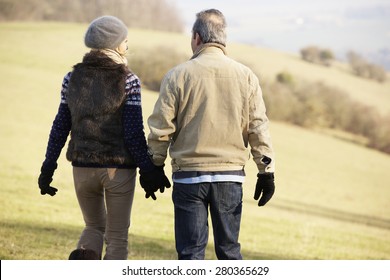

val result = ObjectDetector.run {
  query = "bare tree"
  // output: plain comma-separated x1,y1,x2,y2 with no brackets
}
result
300,45,334,66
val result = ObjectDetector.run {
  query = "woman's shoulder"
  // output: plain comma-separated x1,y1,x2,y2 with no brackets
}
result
126,72,140,83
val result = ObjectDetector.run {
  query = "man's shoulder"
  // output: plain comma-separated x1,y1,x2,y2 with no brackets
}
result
226,56,254,72
229,57,260,82
164,54,257,81
164,60,193,79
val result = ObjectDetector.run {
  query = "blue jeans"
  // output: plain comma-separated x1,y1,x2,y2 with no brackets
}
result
172,182,243,260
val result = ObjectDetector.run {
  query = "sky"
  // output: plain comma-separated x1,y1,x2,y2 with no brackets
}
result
173,0,390,62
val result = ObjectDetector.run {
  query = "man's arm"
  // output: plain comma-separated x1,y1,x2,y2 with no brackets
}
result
147,74,178,166
247,73,275,173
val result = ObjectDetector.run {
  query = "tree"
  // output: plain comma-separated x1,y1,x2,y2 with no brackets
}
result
347,51,387,82
0,0,184,32
300,46,334,66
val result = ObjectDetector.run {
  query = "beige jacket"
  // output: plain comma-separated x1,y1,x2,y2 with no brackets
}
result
147,43,274,173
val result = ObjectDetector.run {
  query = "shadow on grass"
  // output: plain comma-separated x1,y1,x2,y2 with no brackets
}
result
128,233,283,260
0,220,285,260
272,198,390,230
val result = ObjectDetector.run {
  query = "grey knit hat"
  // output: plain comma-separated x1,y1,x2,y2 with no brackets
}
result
84,16,128,50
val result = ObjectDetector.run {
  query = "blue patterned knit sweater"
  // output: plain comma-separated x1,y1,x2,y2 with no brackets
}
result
42,71,154,172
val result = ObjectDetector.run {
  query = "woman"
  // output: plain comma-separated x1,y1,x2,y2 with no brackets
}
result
38,16,170,260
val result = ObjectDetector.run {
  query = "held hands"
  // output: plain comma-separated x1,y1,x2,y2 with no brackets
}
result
38,165,58,196
254,173,275,206
139,165,171,200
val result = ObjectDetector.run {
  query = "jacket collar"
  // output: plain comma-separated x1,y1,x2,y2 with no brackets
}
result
191,43,227,60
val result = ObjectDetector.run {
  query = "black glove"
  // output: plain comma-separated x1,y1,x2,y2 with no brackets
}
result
254,173,275,206
38,164,58,196
139,165,171,200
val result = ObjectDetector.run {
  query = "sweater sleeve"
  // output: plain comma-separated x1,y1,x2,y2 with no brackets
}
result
123,74,155,172
42,73,72,170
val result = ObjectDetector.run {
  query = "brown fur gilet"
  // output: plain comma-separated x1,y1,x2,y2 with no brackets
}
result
65,51,135,167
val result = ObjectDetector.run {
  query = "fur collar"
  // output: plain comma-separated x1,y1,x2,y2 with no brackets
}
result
80,50,127,69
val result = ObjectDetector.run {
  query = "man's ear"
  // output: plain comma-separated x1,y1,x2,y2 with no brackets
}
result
194,32,202,45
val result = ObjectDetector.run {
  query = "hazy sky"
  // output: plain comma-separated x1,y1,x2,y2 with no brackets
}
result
174,0,390,56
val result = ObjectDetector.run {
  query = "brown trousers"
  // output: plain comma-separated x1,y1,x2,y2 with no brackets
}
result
73,167,136,260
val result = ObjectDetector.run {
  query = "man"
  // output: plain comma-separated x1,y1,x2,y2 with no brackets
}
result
147,9,275,260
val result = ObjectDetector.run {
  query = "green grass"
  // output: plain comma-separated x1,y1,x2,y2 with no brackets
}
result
0,22,390,260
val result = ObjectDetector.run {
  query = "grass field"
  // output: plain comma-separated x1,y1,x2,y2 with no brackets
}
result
0,22,389,260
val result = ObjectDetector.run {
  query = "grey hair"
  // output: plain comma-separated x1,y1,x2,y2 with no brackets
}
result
192,9,227,46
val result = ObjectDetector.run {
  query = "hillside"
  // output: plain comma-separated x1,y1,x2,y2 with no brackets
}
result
1,22,389,114
0,22,389,260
